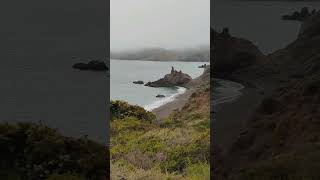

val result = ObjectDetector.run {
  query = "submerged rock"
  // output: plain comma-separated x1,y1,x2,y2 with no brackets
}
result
133,80,144,84
145,67,192,87
72,60,108,71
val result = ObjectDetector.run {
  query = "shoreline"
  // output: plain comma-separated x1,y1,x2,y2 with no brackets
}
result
213,86,263,150
152,88,194,120
213,72,278,152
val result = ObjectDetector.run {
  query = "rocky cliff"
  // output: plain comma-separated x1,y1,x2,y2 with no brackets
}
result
212,28,267,78
214,12,320,180
145,67,192,87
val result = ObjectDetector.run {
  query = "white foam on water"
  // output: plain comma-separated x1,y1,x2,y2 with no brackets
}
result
144,86,187,111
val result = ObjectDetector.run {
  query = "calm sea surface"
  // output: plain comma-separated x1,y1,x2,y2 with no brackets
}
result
111,59,206,110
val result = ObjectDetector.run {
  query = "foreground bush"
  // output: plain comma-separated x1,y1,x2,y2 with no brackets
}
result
0,122,108,180
111,100,156,122
111,92,210,179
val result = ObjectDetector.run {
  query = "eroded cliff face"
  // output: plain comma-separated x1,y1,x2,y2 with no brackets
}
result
145,67,192,87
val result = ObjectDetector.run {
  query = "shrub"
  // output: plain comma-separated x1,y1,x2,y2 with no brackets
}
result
111,100,156,122
0,122,108,180
303,74,320,96
46,173,85,180
258,97,280,114
185,163,210,180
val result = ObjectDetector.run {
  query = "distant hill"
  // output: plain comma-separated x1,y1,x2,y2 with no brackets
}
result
111,46,210,62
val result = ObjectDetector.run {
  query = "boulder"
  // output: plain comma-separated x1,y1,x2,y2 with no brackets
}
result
133,80,144,84
145,67,192,87
72,60,108,71
156,94,165,98
198,64,207,68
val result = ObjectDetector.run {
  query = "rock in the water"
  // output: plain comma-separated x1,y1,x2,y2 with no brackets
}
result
282,7,318,21
145,67,192,87
133,80,144,84
198,64,207,68
72,60,108,71
156,94,165,98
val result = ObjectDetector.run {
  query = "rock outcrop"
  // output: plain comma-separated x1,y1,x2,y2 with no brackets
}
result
145,67,192,87
72,60,108,71
214,14,320,179
212,28,266,78
282,7,318,21
299,12,320,38
133,81,144,84
198,64,207,68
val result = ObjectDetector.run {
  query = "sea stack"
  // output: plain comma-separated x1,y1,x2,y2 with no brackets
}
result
145,67,192,87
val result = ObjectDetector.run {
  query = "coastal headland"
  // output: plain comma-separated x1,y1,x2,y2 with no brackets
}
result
213,9,320,179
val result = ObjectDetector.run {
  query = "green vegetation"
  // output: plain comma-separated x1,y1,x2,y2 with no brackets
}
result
224,72,320,180
110,87,210,179
0,122,108,180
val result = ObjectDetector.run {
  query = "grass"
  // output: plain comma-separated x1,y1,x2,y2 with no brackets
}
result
110,86,210,179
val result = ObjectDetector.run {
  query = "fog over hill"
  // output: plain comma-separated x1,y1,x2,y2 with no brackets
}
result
110,46,210,62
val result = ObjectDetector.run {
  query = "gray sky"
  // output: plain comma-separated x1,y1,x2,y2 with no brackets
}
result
111,0,210,51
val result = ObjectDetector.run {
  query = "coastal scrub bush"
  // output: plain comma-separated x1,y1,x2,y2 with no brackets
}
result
160,132,210,173
45,173,85,180
111,116,155,136
111,88,210,179
0,122,108,180
303,73,320,96
111,100,156,122
258,97,280,114
185,163,210,180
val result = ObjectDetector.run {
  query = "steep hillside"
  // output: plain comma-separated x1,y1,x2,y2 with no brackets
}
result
215,13,320,180
110,68,210,180
212,28,267,78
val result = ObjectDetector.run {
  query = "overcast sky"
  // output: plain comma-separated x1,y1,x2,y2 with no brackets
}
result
111,0,210,51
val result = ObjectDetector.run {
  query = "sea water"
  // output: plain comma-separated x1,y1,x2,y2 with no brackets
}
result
110,59,206,110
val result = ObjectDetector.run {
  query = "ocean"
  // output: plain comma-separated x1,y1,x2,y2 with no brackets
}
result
110,59,206,110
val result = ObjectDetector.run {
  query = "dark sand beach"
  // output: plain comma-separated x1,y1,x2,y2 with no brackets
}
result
152,89,194,119
152,66,210,119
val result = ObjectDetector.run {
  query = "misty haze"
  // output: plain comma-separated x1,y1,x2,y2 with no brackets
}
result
111,0,210,57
